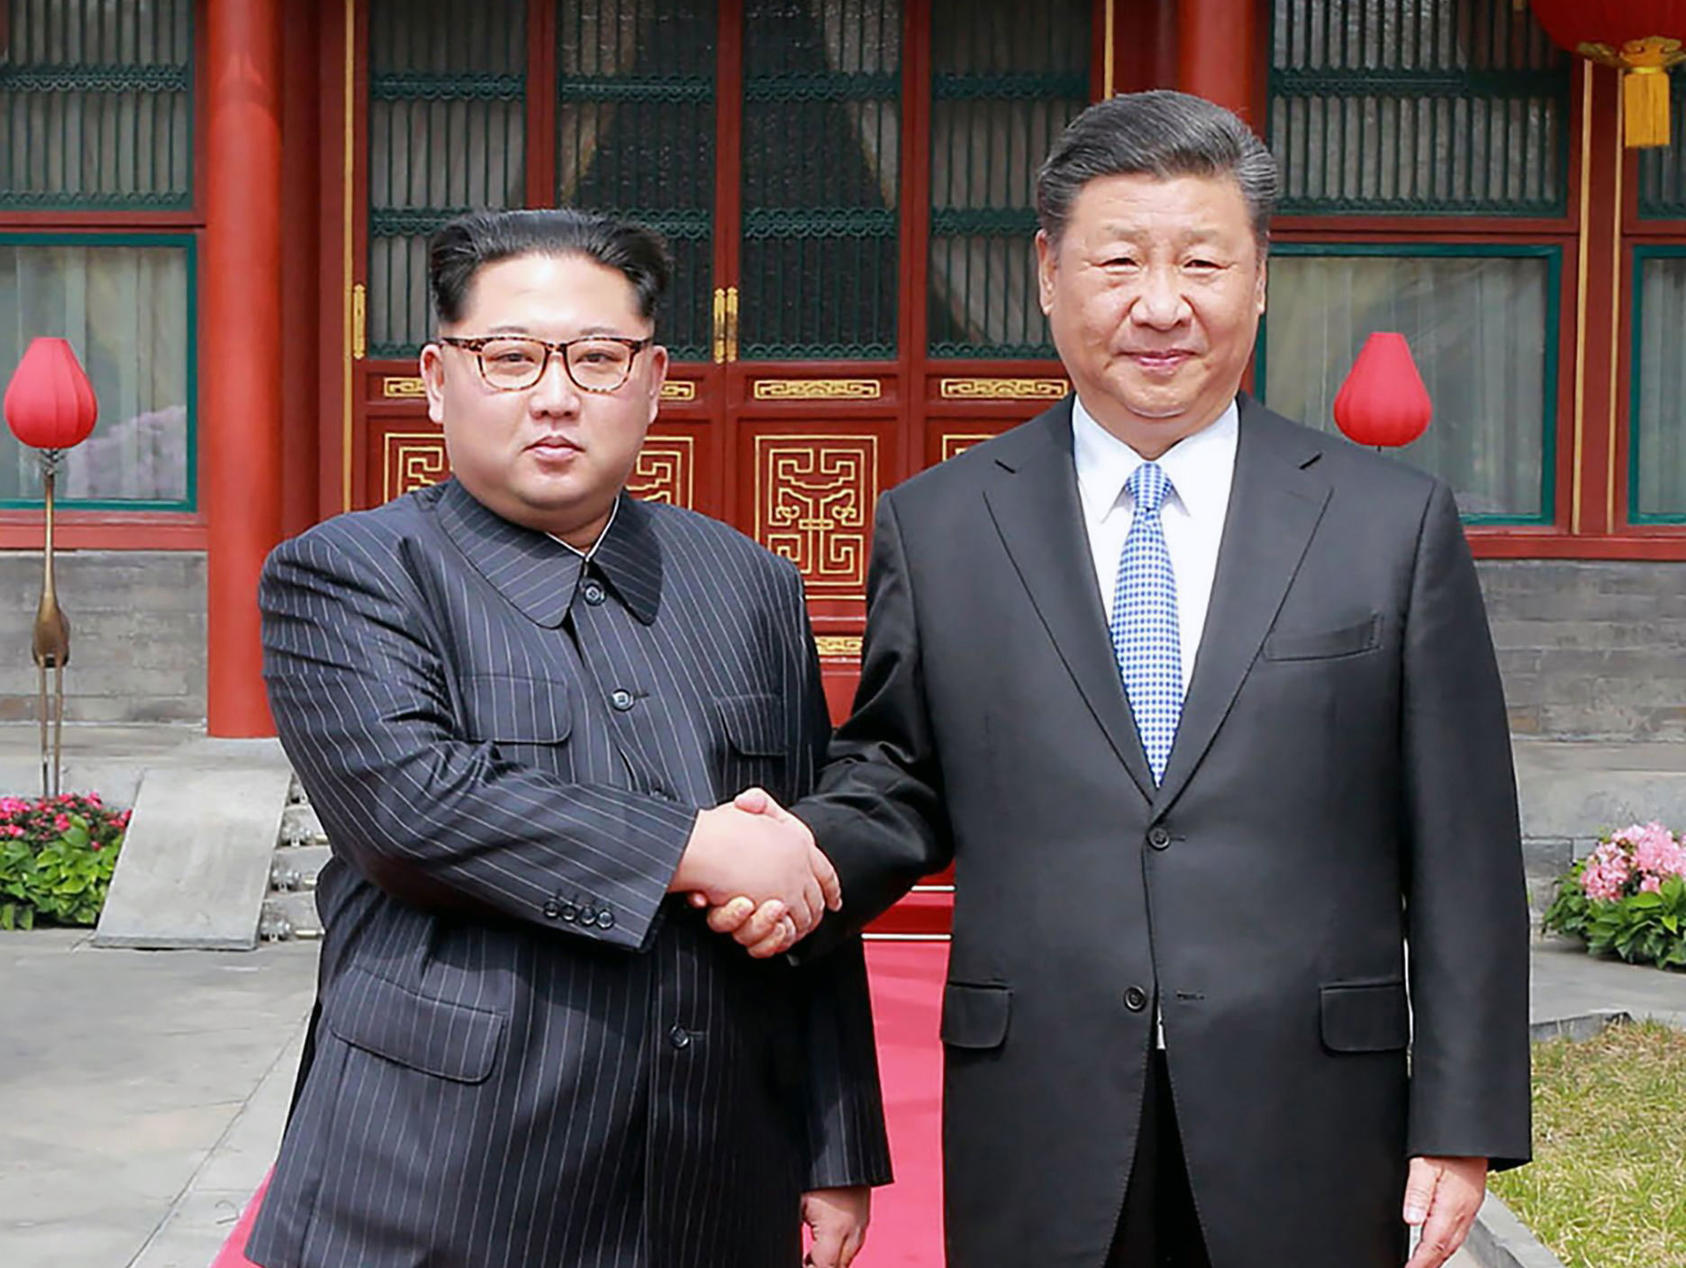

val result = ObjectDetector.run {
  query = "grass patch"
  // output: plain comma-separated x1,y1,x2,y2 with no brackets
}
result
1489,1020,1686,1268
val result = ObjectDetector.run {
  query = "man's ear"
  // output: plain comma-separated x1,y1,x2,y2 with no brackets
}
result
420,342,447,424
644,344,670,424
1035,230,1057,316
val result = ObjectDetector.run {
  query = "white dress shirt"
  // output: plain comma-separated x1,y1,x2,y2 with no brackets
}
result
1072,395,1239,694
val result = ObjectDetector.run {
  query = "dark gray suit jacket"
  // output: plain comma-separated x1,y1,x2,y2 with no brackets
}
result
799,395,1530,1268
247,479,890,1268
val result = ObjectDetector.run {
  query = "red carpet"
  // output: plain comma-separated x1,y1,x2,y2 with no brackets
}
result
213,942,949,1267
854,940,948,1267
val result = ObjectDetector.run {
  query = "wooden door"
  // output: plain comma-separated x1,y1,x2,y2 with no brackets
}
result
345,0,1104,933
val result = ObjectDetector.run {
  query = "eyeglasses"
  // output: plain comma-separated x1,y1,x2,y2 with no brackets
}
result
438,334,652,393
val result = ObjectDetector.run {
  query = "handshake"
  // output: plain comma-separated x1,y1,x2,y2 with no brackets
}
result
669,788,839,958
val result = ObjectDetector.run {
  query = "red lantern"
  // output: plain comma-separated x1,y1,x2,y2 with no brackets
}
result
1530,1,1686,147
1333,332,1432,450
4,337,98,451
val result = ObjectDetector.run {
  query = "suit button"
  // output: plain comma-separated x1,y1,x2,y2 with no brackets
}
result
560,903,578,923
579,906,598,927
1124,985,1149,1012
598,909,615,931
582,580,606,605
1147,826,1171,850
668,1025,691,1050
610,689,635,712
542,899,562,920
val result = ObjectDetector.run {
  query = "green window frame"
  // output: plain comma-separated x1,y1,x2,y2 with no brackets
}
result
1628,244,1686,524
1257,241,1560,526
0,231,198,512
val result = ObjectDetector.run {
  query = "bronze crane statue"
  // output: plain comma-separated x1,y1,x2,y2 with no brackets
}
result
32,450,69,799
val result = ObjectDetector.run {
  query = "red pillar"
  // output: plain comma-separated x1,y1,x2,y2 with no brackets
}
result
1177,0,1259,124
204,0,283,737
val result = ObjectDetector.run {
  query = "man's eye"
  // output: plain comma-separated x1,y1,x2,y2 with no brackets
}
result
493,350,538,365
578,351,618,365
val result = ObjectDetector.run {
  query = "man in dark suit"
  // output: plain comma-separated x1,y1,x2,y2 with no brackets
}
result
246,208,890,1268
724,91,1530,1267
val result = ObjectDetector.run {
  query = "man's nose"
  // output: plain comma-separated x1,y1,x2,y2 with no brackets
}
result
1130,266,1190,328
529,349,581,411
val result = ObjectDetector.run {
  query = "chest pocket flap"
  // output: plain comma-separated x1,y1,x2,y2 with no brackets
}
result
460,673,573,743
713,693,785,757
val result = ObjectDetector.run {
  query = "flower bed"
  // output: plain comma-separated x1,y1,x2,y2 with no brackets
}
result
0,793,130,929
1542,822,1686,971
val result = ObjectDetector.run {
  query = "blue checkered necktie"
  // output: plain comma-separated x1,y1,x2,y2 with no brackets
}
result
1111,462,1182,784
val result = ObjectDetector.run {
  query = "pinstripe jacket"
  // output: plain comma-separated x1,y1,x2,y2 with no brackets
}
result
246,478,891,1268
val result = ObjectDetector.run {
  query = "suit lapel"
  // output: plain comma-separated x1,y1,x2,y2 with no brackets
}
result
1152,398,1331,814
982,402,1156,801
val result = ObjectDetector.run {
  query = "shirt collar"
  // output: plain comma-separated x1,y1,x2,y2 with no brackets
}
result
548,495,619,562
1071,394,1239,522
436,480,662,626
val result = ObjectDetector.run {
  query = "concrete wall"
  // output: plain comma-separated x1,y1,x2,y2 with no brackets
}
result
1479,560,1686,741
0,552,1681,739
0,551,205,724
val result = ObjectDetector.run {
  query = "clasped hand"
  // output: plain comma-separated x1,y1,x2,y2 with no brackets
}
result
671,787,838,957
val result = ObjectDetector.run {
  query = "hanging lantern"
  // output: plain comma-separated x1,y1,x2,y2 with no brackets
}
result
1530,1,1686,148
3,337,99,799
1333,332,1432,450
4,337,98,450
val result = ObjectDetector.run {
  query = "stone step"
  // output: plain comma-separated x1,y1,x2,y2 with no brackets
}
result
263,778,329,941
269,844,330,892
260,889,323,942
279,800,326,848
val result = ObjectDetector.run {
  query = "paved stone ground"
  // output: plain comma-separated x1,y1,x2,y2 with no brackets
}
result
2,926,1681,1267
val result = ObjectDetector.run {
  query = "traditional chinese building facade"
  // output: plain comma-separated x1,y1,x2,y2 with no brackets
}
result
2,0,1684,752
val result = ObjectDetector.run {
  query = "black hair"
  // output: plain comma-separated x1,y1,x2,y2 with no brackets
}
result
427,208,673,326
1035,90,1278,252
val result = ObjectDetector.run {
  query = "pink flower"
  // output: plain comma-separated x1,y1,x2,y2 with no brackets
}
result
1631,823,1686,881
1640,875,1663,894
52,814,70,832
1580,839,1633,901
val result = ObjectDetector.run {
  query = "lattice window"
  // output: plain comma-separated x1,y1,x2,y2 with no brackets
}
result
738,0,902,361
367,0,527,357
1260,244,1559,523
1270,0,1571,217
557,0,715,362
926,0,1089,359
0,0,194,210
1637,71,1686,221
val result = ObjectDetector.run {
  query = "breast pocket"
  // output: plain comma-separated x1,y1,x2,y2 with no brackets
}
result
713,692,788,796
1262,613,1382,662
459,673,574,744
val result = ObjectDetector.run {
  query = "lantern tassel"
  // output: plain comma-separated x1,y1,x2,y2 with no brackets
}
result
1624,66,1672,148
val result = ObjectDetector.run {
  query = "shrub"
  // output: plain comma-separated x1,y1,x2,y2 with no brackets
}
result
1543,822,1686,971
0,793,130,930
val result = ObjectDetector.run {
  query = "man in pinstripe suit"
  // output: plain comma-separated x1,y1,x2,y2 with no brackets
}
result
246,209,891,1268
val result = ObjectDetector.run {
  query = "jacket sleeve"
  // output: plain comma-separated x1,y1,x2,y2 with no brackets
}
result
1399,480,1533,1169
796,493,954,948
768,574,893,1190
259,524,697,951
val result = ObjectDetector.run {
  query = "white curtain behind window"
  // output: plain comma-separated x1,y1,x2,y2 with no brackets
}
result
1264,252,1550,519
0,242,189,504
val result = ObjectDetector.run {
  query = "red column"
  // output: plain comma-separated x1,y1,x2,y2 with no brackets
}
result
1177,0,1259,124
204,0,283,736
